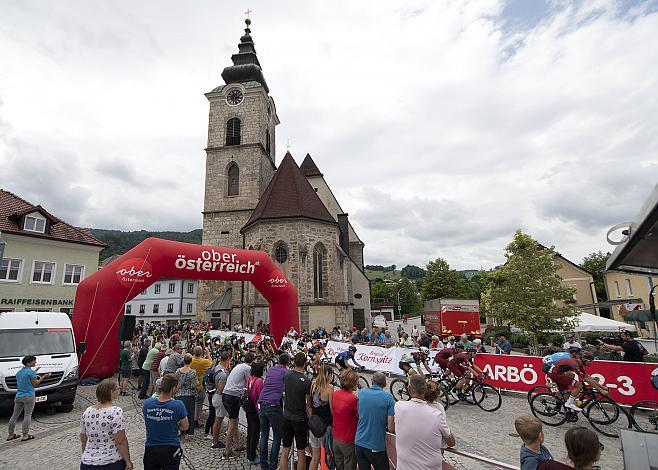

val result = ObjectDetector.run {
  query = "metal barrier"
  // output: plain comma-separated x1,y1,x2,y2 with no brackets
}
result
444,447,519,470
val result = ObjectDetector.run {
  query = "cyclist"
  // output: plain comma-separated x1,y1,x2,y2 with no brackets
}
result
335,345,364,372
541,346,581,374
448,347,482,397
547,350,609,412
434,343,464,374
398,347,432,377
277,337,294,356
308,342,329,374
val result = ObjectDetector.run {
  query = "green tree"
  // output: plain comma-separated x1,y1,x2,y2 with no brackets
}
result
396,277,423,316
482,230,578,352
401,264,426,279
422,258,475,300
370,279,393,301
581,251,611,302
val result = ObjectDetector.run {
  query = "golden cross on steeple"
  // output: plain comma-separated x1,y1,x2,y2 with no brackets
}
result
244,8,252,20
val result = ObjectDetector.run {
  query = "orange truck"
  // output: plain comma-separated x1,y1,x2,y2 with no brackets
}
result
423,298,481,338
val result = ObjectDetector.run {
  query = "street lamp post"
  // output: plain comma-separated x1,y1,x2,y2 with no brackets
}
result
396,290,401,321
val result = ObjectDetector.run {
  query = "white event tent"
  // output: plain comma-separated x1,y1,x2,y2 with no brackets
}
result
574,312,634,332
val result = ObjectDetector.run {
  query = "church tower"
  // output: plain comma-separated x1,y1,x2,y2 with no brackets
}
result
198,18,279,325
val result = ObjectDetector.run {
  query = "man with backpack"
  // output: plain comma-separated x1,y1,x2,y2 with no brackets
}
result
209,352,230,449
598,330,647,362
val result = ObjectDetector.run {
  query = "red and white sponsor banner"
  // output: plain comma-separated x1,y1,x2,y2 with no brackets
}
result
474,353,657,406
325,341,408,375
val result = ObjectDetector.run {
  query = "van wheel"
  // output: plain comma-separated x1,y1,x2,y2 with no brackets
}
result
60,404,74,413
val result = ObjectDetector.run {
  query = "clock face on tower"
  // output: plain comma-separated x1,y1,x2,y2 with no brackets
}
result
226,89,244,106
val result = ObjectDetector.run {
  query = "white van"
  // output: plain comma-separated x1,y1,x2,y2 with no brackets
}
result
0,311,79,410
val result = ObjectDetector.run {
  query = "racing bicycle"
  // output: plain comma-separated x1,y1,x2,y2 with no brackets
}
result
440,371,502,412
529,380,630,437
389,371,451,408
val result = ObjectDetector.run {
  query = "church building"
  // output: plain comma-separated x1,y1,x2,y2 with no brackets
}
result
196,19,371,332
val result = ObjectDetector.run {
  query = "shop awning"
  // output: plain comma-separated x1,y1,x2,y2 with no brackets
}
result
606,184,658,274
623,309,656,322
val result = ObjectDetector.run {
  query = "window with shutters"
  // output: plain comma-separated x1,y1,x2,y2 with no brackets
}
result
226,118,241,146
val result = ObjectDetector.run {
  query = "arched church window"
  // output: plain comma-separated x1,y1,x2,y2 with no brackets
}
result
313,243,327,299
266,129,271,155
226,118,241,146
273,242,288,263
227,164,239,196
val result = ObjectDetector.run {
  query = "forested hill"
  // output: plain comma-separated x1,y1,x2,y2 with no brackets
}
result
90,229,202,259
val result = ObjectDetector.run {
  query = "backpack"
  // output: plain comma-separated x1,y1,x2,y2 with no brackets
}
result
241,377,257,413
636,341,649,356
203,364,221,393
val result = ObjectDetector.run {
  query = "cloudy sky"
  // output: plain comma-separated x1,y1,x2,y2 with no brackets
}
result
1,0,657,270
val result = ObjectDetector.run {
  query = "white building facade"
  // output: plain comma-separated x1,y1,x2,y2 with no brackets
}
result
125,278,198,324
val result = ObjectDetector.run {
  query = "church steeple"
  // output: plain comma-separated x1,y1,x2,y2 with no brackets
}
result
221,18,269,93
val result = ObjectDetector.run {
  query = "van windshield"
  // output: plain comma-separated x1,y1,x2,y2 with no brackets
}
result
0,329,75,357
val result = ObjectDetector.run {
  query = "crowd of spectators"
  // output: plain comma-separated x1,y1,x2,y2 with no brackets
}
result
4,318,614,470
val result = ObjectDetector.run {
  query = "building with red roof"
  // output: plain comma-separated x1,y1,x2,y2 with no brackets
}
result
0,189,105,314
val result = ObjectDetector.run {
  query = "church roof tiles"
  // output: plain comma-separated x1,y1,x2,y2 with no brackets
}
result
300,154,323,178
242,152,336,231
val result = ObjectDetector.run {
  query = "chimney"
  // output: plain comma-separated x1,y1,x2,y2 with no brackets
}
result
338,214,349,254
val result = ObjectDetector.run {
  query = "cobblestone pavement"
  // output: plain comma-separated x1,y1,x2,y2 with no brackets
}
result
0,378,625,470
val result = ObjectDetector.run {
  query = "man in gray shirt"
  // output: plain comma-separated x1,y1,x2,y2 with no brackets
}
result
222,352,254,456
163,342,184,374
211,352,230,449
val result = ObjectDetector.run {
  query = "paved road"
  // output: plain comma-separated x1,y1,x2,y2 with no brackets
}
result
0,376,625,470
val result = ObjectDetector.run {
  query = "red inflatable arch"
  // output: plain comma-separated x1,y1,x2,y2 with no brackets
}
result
72,238,298,378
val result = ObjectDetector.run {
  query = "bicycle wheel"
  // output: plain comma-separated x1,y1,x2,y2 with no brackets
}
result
390,379,409,402
585,397,629,438
330,369,340,386
472,383,502,412
530,392,568,426
527,385,551,404
630,400,658,434
439,380,459,405
357,375,369,390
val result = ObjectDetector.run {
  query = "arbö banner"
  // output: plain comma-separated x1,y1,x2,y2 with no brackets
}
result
474,353,657,406
322,343,655,405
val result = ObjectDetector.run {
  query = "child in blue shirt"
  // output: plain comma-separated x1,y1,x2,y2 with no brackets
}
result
514,415,553,470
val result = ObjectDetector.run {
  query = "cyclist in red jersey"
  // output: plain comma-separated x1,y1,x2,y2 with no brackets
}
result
547,350,608,411
448,347,482,396
434,344,464,371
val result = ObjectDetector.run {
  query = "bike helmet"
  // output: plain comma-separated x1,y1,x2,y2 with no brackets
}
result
348,345,357,353
578,350,595,362
651,367,658,391
419,346,430,355
568,346,582,354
